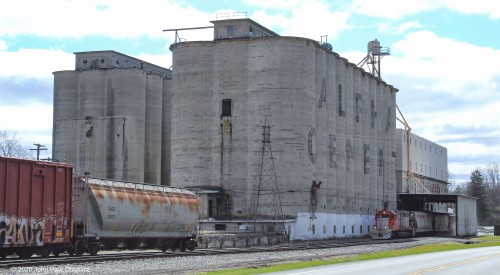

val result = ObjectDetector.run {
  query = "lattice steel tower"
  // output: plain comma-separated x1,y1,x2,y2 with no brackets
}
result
252,117,285,233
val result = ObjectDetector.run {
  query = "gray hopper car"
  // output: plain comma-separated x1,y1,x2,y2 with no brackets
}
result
72,177,201,255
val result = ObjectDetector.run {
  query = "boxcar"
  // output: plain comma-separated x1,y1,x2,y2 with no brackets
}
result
0,156,73,258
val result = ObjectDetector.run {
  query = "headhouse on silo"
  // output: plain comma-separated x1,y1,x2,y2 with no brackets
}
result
169,16,398,239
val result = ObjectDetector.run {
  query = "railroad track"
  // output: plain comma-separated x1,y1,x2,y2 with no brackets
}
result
0,238,414,269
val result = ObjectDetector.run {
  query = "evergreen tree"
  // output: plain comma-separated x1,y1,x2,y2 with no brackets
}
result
466,169,491,225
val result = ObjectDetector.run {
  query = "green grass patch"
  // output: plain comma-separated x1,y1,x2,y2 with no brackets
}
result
198,236,500,275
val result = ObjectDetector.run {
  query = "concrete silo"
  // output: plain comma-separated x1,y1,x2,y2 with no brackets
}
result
170,18,398,239
53,51,172,184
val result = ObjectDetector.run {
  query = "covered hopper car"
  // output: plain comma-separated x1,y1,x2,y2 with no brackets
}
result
0,156,201,259
370,209,450,240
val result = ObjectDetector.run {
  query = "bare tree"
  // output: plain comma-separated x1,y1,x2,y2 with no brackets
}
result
0,130,32,158
482,163,500,223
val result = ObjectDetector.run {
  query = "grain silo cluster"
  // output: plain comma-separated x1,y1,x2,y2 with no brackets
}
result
53,16,460,240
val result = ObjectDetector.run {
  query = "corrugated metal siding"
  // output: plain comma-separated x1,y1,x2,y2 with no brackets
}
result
0,157,73,246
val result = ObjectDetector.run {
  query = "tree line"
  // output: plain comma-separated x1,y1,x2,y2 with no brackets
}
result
0,130,32,158
452,163,500,225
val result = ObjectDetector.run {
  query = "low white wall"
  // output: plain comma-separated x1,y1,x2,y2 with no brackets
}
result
289,213,374,240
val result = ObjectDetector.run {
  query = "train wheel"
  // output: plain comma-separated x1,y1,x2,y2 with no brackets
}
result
53,246,65,257
186,239,196,251
179,241,186,252
40,246,51,258
170,245,177,252
74,240,85,256
17,248,33,259
67,246,75,256
89,243,99,256
0,251,7,259
161,246,167,253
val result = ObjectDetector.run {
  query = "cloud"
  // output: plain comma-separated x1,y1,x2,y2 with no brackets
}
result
442,0,500,19
377,31,500,183
385,31,500,100
134,52,173,69
0,49,74,79
0,0,214,39
246,0,351,40
350,0,500,20
350,0,438,20
0,103,53,145
378,21,423,34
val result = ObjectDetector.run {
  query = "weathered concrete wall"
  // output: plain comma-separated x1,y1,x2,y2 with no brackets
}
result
198,233,288,249
53,68,172,184
170,36,398,225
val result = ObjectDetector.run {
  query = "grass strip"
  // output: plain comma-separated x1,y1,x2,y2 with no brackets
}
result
198,236,500,275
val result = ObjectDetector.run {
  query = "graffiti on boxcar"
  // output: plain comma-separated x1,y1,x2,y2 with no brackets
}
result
0,214,57,246
131,219,157,236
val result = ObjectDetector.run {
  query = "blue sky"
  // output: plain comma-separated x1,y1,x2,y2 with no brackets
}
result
1,0,499,185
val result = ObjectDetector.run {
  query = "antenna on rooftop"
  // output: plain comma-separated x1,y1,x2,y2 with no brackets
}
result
357,39,390,79
163,26,214,43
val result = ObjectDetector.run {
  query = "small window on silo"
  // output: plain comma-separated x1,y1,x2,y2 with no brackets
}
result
227,25,234,36
221,99,232,117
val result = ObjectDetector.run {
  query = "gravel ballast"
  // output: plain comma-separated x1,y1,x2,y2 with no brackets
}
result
1,237,470,275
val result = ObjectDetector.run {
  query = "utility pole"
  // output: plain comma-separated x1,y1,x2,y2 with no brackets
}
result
252,117,285,234
30,143,47,160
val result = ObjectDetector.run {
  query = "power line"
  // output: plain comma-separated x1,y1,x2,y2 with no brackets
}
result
30,143,47,161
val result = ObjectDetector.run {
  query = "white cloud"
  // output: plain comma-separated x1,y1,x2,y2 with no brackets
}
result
350,0,438,20
350,0,500,20
247,0,351,40
134,52,172,69
0,0,214,39
0,49,74,79
385,31,500,100
0,39,6,51
0,103,53,148
340,30,500,183
442,0,500,19
378,21,423,34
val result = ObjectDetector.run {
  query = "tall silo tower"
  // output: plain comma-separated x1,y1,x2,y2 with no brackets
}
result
169,16,398,239
53,51,172,184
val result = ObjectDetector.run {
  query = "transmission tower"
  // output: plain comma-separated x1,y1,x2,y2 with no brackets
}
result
252,117,285,234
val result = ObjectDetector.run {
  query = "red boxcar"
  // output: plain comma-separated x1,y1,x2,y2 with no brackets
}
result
0,156,73,258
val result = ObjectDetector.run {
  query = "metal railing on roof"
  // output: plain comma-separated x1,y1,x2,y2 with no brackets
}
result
83,176,194,195
216,12,247,20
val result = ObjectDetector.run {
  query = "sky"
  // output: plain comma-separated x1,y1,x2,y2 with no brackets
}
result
0,0,499,185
